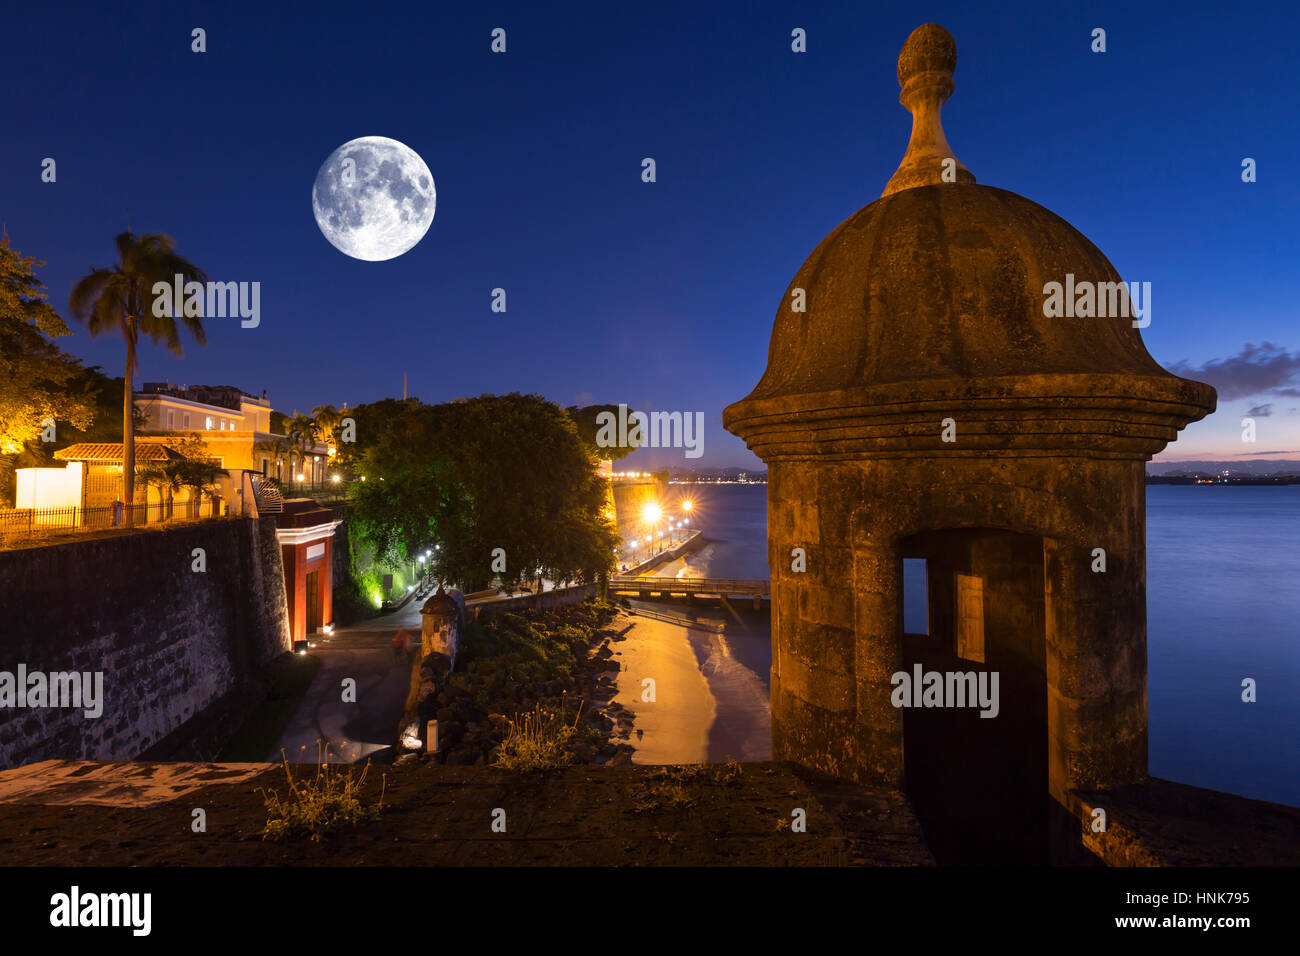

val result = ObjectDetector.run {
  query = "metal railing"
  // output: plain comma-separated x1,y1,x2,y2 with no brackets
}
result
0,499,224,547
626,605,726,632
609,575,770,596
249,474,284,514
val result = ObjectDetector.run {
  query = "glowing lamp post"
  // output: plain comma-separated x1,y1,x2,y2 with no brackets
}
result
641,502,663,555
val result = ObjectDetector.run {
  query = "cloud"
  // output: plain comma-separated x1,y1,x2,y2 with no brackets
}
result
1246,404,1274,417
1167,342,1300,401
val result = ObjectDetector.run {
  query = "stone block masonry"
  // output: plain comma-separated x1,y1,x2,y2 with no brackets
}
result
0,517,290,769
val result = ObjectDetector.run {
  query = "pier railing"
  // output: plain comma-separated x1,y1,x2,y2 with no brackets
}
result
610,575,769,598
627,605,726,632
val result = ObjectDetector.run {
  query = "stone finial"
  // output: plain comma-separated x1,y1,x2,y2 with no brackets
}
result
882,23,976,197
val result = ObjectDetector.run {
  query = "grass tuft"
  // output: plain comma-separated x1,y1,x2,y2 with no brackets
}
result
494,702,583,771
258,741,386,842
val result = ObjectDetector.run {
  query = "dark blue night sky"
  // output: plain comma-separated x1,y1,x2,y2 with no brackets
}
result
4,1,1297,467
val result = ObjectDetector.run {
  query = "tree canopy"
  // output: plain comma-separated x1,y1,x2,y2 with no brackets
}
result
349,393,618,592
0,237,96,455
566,403,640,463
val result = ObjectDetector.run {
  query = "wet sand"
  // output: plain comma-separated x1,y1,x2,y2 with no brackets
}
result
612,604,771,764
610,614,714,764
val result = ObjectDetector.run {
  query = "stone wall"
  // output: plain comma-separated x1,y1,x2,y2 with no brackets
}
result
611,478,668,540
0,517,290,769
467,583,600,620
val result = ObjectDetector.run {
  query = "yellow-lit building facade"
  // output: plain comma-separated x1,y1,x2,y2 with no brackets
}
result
135,384,329,486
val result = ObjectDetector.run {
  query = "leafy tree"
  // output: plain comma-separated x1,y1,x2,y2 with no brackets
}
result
0,237,96,457
68,232,207,524
351,394,618,594
327,397,411,474
566,403,640,464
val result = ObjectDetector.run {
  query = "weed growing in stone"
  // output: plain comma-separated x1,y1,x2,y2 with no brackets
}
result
494,702,584,771
259,742,386,842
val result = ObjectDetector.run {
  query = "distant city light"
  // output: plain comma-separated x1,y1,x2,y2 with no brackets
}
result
331,474,340,483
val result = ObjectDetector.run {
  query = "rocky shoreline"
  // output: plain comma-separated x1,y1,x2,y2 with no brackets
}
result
398,601,642,768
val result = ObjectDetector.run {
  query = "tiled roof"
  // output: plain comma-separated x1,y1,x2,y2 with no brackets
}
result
54,443,185,462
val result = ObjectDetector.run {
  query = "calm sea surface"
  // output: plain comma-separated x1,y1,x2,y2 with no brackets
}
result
673,482,1300,806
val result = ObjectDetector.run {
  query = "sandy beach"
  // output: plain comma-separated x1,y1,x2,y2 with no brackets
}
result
611,606,771,764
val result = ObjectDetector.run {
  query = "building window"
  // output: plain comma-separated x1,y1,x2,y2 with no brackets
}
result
955,572,985,663
183,413,190,428
167,410,175,429
205,416,214,430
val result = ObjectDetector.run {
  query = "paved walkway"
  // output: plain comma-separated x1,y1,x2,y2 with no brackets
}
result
271,604,422,765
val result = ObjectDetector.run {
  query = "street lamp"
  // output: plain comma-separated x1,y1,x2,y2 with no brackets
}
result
641,503,663,555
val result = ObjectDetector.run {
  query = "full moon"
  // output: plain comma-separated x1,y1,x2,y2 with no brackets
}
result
312,136,436,261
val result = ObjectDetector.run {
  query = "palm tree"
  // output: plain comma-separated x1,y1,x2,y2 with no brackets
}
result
311,404,342,447
173,458,228,518
136,463,182,521
285,413,318,489
69,232,207,525
254,434,289,482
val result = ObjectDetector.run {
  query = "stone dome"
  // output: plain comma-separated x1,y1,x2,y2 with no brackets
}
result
742,182,1180,394
724,24,1215,461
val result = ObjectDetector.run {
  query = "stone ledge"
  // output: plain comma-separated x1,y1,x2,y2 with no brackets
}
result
1069,778,1300,866
0,759,933,867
